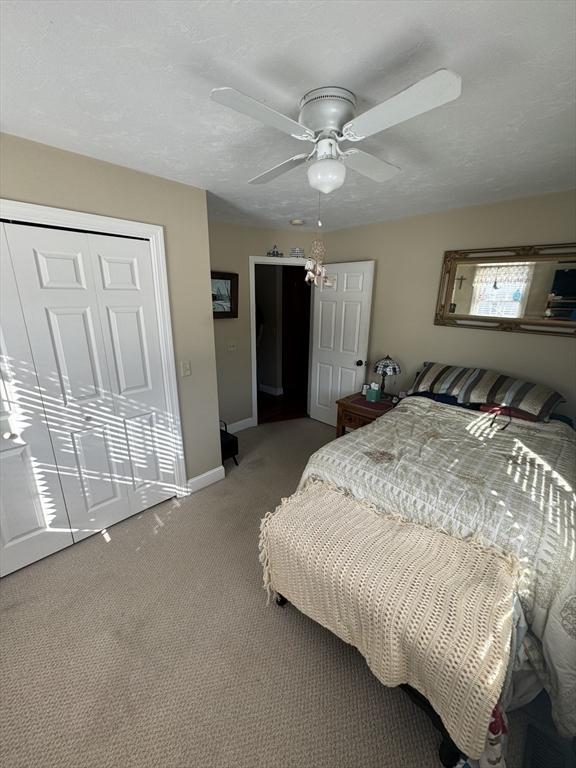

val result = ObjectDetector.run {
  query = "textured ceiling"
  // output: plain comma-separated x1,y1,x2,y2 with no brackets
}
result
1,0,575,231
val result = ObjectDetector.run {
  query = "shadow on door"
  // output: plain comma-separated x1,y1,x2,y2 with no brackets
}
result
255,264,311,423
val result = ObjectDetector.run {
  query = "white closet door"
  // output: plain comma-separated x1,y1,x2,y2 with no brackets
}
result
309,261,374,426
4,224,132,541
89,234,175,512
0,226,73,575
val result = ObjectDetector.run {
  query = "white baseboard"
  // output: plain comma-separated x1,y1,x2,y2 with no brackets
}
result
187,465,225,493
258,384,283,396
227,416,257,434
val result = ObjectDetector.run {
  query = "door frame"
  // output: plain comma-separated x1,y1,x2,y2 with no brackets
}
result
249,256,314,426
0,198,188,495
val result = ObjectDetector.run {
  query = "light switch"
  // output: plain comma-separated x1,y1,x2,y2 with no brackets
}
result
180,360,192,377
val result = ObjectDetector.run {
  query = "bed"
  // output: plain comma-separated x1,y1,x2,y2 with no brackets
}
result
262,395,575,765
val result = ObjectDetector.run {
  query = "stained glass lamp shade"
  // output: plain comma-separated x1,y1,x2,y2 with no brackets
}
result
374,356,401,394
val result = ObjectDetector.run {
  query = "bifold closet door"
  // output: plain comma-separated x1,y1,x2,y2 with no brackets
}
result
89,232,176,513
0,227,73,575
3,223,176,543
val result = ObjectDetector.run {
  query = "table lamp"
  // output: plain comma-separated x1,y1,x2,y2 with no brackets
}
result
374,356,401,398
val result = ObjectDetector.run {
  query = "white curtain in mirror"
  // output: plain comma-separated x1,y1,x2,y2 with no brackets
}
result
470,263,534,318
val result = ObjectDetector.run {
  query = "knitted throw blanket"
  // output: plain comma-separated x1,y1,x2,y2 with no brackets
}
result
259,481,518,759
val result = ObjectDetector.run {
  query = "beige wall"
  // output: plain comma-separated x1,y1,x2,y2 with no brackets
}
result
0,133,221,479
211,191,576,423
208,223,316,423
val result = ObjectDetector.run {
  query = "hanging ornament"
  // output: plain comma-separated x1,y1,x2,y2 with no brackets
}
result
304,194,329,286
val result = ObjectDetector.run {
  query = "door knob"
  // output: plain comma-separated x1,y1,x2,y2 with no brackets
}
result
355,360,365,366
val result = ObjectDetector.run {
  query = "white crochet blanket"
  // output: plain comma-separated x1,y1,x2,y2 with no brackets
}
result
300,397,576,737
260,482,518,759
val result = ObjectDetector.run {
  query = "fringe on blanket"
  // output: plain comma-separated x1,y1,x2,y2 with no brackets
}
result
259,504,289,603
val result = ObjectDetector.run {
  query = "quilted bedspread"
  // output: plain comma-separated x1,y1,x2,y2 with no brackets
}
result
300,396,576,737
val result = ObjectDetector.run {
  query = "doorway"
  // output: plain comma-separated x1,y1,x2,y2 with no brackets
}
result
254,263,311,423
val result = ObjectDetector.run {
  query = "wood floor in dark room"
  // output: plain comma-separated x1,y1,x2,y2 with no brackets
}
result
257,392,308,423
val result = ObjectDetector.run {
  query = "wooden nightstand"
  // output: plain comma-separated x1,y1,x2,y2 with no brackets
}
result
336,393,396,437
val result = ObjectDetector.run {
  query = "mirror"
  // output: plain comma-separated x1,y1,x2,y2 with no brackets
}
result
435,243,576,336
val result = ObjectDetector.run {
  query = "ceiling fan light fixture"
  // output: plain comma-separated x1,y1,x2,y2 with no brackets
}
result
307,158,346,195
211,69,462,192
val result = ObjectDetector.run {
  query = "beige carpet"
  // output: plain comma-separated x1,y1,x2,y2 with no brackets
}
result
0,418,528,768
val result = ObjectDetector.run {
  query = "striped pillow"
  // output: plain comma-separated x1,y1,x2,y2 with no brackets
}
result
408,362,473,399
457,369,565,420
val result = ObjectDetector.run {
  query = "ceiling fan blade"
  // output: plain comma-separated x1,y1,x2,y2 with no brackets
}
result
341,149,400,182
211,87,315,141
248,153,309,184
343,69,462,141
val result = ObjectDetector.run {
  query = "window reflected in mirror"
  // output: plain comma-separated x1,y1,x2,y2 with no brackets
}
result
449,261,576,321
435,244,576,336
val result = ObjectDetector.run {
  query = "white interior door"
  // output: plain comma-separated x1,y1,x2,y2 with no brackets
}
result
309,261,374,426
0,226,73,575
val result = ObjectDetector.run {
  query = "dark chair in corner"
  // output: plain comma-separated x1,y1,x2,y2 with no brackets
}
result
219,420,239,466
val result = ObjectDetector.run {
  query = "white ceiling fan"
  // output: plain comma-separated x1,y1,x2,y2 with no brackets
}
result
210,69,462,194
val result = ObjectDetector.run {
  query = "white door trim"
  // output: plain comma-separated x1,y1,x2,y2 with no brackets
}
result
0,198,188,496
249,256,312,426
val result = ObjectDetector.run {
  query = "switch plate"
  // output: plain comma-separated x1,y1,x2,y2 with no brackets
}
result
180,360,192,377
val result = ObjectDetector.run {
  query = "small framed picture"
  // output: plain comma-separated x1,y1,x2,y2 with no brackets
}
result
211,271,239,319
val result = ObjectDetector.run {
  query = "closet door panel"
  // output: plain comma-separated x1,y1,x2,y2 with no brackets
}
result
125,412,161,488
90,234,176,511
0,226,73,575
4,224,132,541
72,423,123,510
46,306,104,403
106,306,151,394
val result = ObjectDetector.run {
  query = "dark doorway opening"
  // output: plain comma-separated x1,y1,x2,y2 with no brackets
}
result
255,264,311,424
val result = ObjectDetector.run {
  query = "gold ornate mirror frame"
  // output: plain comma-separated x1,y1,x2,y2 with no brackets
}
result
434,243,576,337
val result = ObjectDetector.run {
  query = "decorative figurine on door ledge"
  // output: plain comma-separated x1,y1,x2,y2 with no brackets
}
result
266,245,283,257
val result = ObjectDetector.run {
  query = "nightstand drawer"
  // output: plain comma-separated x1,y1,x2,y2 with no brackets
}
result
342,411,370,430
